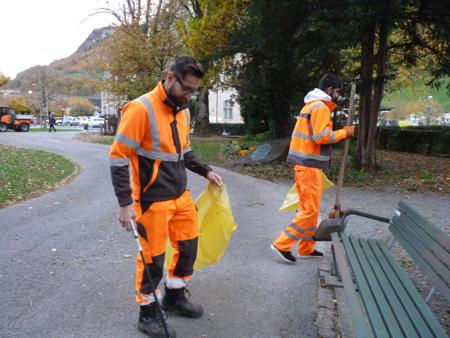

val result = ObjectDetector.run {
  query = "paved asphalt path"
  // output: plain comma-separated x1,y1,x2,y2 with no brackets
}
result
0,132,320,338
2,132,449,338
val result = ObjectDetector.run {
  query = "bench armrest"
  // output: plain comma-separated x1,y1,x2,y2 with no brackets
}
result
342,209,390,225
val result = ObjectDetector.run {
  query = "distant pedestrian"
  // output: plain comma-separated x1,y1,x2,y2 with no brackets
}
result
49,113,56,132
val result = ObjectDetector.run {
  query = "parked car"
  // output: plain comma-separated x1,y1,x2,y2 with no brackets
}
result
84,117,105,129
69,119,80,126
64,117,80,126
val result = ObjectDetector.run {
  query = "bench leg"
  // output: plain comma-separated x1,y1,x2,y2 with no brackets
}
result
331,243,338,277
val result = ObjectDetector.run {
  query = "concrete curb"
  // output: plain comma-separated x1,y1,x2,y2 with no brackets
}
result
314,242,357,338
315,259,340,338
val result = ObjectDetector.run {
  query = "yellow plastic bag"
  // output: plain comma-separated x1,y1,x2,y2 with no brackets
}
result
165,183,238,270
278,170,334,212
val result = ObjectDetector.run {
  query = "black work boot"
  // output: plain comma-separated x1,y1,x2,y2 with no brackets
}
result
138,302,177,338
161,285,204,318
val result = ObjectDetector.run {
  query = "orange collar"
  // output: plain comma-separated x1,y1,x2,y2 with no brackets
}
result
322,100,337,111
154,81,169,102
153,81,189,113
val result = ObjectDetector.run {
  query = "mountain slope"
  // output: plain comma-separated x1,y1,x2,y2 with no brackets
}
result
8,26,115,96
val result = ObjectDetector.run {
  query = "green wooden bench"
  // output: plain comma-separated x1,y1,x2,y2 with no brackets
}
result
330,201,449,337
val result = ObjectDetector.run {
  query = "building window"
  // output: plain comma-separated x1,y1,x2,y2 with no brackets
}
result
223,100,233,120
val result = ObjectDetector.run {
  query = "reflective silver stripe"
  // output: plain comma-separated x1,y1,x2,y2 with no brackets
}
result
134,95,183,162
185,109,191,144
284,230,300,240
135,95,161,153
305,225,318,232
184,109,191,127
328,131,335,144
136,147,182,162
109,157,130,166
292,131,313,141
308,121,314,135
299,236,314,241
184,108,191,144
307,102,326,114
183,146,192,154
289,223,317,234
306,102,326,136
288,223,304,233
288,149,330,161
287,153,329,169
115,133,140,149
312,128,331,141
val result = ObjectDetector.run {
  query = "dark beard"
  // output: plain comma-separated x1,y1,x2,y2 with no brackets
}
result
167,86,187,106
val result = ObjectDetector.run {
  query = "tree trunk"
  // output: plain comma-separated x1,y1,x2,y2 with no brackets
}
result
194,87,210,136
357,24,375,171
367,21,389,171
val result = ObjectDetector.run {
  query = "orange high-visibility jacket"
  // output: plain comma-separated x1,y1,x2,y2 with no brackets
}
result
287,88,347,169
109,81,211,207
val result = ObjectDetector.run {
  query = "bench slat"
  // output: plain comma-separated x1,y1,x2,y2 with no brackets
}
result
345,235,405,337
391,215,450,285
393,210,450,269
358,238,421,338
377,240,449,338
339,234,391,337
368,239,439,337
398,201,450,252
330,232,372,337
390,220,450,303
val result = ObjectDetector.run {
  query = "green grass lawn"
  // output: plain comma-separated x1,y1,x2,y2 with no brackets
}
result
76,134,230,163
190,140,227,164
74,133,449,193
0,146,77,207
383,78,450,110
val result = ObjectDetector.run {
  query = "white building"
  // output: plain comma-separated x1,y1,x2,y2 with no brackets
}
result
101,91,121,116
440,113,450,125
208,87,243,124
101,86,244,124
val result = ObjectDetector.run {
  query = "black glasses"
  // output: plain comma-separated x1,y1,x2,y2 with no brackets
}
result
174,74,199,95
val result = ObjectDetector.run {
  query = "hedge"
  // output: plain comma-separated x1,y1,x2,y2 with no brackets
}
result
377,126,450,156
208,123,247,136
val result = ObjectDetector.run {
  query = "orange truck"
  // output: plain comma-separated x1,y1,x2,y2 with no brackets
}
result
0,105,34,132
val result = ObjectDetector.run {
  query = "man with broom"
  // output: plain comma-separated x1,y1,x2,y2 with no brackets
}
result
271,73,354,262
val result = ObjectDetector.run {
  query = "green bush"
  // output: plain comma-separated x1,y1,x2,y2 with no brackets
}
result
208,123,247,136
377,126,450,156
239,131,272,143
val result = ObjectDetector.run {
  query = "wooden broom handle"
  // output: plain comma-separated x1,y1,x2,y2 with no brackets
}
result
334,84,356,211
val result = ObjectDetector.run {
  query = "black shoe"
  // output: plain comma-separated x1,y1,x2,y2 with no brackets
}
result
271,244,296,263
298,250,324,259
161,285,204,318
138,302,177,338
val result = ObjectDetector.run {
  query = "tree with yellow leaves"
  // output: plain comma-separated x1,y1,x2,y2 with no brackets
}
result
0,72,9,88
100,0,183,100
179,0,249,135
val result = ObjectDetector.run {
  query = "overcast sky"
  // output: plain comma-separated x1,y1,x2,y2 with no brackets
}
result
0,0,120,79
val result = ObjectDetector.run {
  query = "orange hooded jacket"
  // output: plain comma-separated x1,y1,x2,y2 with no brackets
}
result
287,88,347,169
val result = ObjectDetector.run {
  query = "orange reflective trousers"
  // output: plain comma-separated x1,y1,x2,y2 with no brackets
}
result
134,190,198,305
273,166,322,256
